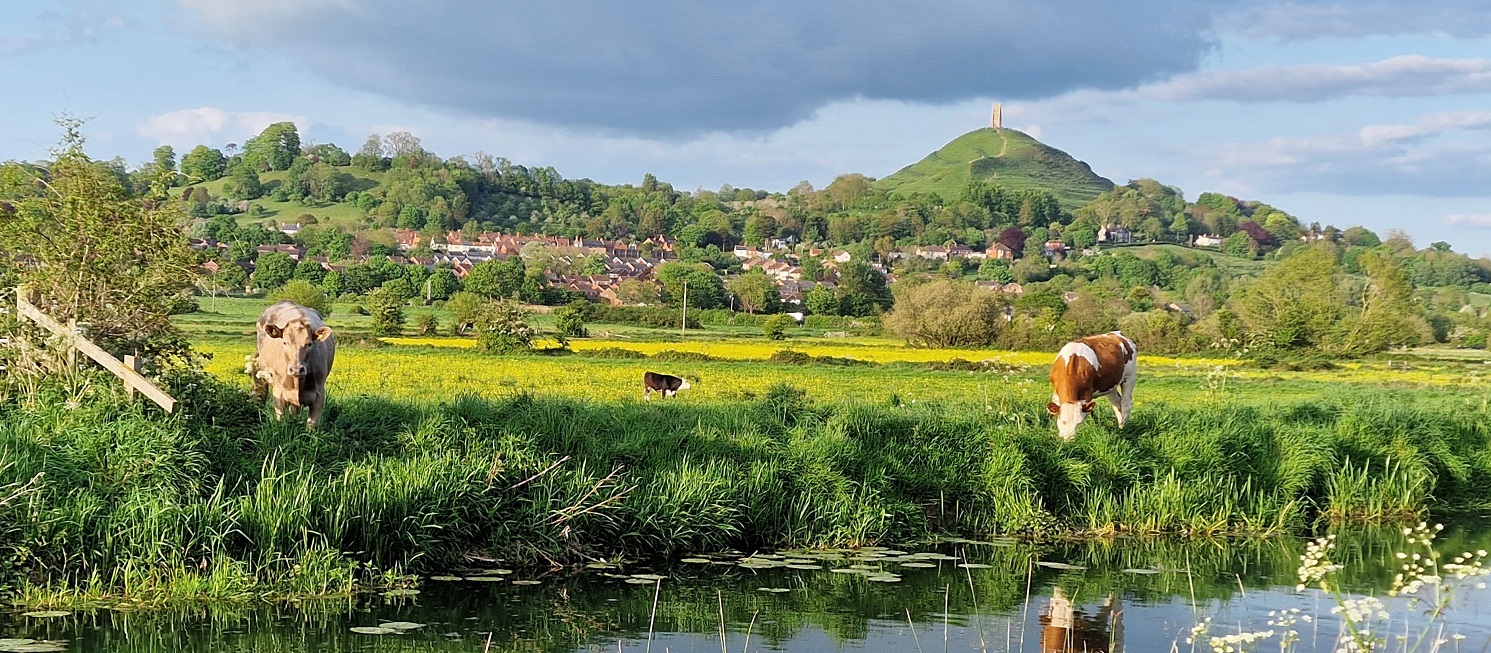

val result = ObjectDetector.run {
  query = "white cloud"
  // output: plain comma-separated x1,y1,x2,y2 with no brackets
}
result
1199,111,1491,195
1443,214,1491,228
134,107,311,149
1218,2,1491,40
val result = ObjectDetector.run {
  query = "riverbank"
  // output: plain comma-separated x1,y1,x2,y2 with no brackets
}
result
2,368,1489,608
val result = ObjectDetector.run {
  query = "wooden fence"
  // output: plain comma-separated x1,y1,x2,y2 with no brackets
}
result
13,288,177,413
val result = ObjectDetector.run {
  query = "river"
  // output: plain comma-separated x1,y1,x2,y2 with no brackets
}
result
5,523,1490,652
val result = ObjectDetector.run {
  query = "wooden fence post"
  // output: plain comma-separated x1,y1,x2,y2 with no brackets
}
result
124,355,139,401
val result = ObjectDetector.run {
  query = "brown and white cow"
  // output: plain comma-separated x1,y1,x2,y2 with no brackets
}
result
253,301,336,429
642,371,691,400
1046,331,1137,440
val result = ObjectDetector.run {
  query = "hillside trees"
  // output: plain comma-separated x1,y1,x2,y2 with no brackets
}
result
657,262,725,309
243,122,301,171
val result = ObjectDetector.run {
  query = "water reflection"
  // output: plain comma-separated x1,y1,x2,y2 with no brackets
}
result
3,524,1491,652
1040,588,1121,653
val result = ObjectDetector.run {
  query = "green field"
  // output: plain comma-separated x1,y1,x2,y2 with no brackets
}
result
876,128,1115,209
3,299,1489,608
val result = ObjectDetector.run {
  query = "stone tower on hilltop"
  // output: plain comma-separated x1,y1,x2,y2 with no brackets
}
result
990,102,1002,129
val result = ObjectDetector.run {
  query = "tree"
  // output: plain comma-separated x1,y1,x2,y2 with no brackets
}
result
320,270,346,297
424,267,461,301
222,165,263,201
180,145,227,182
215,262,249,293
245,122,301,171
292,259,327,285
884,279,1007,347
475,299,535,354
269,279,332,316
800,257,825,281
657,262,725,309
1340,249,1422,353
998,227,1028,255
1340,226,1381,248
413,313,440,336
352,134,389,171
1236,246,1341,351
152,145,177,180
0,119,198,362
615,279,661,305
727,270,778,314
804,285,840,315
836,260,892,316
366,287,406,336
977,258,1015,283
763,314,794,340
446,291,485,334
463,259,526,299
253,252,296,290
554,301,589,340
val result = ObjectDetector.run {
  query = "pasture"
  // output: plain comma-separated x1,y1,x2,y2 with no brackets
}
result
1,301,1488,608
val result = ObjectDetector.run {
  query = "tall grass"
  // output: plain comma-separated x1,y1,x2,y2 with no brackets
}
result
0,371,1488,605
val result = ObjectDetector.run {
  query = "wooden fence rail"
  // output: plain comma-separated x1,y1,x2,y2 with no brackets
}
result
13,288,177,413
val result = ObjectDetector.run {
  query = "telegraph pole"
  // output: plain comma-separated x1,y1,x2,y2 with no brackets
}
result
680,278,688,336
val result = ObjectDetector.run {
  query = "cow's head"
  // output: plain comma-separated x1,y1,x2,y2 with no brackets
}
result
263,320,332,378
1045,399,1095,440
678,378,692,391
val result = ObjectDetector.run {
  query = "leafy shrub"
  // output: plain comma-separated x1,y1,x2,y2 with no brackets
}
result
581,347,648,360
413,313,439,336
475,300,535,354
366,288,405,337
763,314,794,340
269,279,333,317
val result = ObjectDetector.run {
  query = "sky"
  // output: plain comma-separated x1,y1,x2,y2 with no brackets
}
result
2,0,1490,256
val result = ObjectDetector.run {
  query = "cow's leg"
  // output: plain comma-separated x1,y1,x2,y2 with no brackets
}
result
1113,367,1137,428
644,387,652,401
271,396,288,420
306,393,324,430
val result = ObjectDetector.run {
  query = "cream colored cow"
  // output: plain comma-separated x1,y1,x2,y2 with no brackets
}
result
253,301,336,429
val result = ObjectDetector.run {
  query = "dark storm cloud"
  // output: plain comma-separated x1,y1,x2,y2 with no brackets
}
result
177,0,1221,136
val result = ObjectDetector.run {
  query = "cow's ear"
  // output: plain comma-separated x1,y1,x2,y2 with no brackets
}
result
264,324,283,339
1081,400,1096,413
1045,402,1060,415
314,326,333,341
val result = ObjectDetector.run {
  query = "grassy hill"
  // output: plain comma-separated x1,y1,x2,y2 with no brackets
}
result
877,128,1114,210
185,168,386,229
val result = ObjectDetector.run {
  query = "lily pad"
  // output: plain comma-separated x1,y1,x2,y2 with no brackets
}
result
831,568,868,574
785,564,822,570
20,611,70,619
382,588,421,597
630,574,667,581
901,562,937,568
2,643,67,653
351,626,399,635
379,622,426,631
1036,562,1087,571
464,576,504,582
957,563,993,569
866,574,903,583
848,564,879,570
585,562,618,569
510,580,542,586
429,575,464,581
625,578,659,585
680,558,712,564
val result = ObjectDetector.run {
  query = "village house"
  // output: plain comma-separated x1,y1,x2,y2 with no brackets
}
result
256,244,305,260
984,243,1015,260
1193,234,1225,248
916,246,949,261
1042,240,1067,258
1097,225,1132,244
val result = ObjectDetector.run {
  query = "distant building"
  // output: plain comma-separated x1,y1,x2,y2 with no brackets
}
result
1194,234,1225,248
1097,225,1131,244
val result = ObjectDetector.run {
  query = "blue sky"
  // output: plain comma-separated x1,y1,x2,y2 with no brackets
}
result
3,0,1490,256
